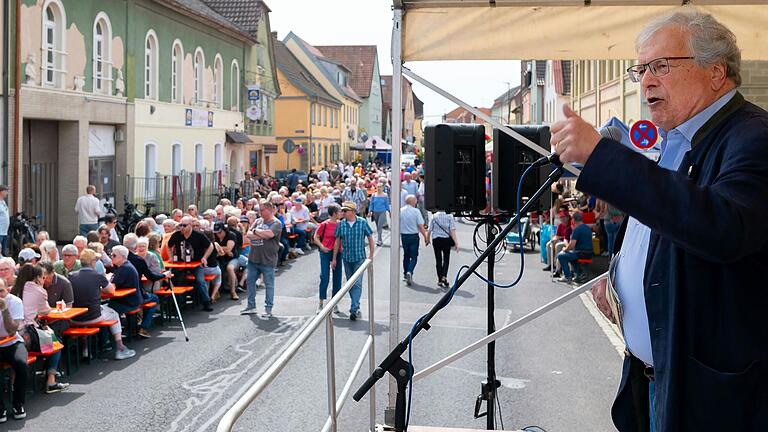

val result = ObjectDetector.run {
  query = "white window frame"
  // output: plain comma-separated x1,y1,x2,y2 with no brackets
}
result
194,47,205,105
171,39,184,104
230,59,240,111
214,143,223,171
144,30,159,100
41,0,67,88
195,143,204,173
213,54,223,109
92,12,113,94
172,142,182,175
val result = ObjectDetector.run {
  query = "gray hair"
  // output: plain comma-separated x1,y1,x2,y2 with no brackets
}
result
112,245,129,259
137,236,149,248
73,235,87,246
636,7,741,86
123,233,138,250
62,244,78,256
163,218,177,227
0,257,16,268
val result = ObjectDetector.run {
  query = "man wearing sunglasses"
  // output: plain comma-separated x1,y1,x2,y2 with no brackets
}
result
168,216,215,312
550,8,768,432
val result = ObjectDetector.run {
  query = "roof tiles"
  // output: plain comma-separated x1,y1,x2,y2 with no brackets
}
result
315,46,378,98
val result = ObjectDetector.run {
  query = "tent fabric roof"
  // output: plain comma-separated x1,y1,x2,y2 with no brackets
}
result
396,3,768,61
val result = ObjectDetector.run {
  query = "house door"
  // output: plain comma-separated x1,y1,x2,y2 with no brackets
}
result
89,125,116,207
23,120,59,238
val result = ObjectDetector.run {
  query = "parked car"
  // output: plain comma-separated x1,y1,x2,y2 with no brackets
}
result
401,153,417,167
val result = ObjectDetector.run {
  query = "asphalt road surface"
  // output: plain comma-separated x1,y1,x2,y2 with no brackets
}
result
16,219,623,432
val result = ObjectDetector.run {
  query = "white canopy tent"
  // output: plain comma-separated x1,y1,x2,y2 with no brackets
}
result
384,0,768,423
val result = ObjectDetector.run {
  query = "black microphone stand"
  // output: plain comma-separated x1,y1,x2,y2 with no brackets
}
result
353,165,565,431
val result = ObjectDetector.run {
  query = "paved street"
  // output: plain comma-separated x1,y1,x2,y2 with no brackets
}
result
17,220,623,432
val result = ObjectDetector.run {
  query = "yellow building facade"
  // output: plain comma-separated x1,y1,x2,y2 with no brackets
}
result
272,39,341,174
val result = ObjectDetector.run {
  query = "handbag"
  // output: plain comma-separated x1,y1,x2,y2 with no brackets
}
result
432,218,456,247
24,319,55,354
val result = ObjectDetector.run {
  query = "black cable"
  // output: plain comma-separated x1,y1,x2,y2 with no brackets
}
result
496,386,505,430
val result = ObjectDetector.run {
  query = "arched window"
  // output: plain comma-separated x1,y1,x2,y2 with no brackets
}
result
230,60,240,111
194,48,205,105
41,0,66,88
195,143,204,173
93,13,112,94
171,40,184,104
144,30,159,99
172,143,182,175
213,54,223,109
214,143,222,171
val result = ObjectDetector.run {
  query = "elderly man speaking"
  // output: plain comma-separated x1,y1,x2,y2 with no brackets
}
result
550,8,768,432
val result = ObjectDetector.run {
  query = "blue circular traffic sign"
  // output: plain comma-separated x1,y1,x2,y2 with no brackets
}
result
630,120,658,149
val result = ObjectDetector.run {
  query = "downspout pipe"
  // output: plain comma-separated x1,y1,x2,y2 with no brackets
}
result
2,0,9,186
12,0,20,212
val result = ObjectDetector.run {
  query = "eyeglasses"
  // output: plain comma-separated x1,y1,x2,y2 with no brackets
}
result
63,254,77,257
179,224,189,228
110,253,117,258
626,56,695,83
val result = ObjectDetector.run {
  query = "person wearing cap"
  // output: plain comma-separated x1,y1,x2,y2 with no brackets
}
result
213,222,239,300
556,212,593,283
543,211,573,277
17,248,40,266
331,201,374,321
0,185,9,256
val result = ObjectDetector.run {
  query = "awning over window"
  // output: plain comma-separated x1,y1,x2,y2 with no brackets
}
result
225,131,252,144
398,3,768,61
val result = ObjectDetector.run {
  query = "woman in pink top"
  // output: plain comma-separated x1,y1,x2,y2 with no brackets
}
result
11,264,68,393
313,203,342,312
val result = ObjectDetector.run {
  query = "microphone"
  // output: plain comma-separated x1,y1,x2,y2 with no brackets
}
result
532,125,624,167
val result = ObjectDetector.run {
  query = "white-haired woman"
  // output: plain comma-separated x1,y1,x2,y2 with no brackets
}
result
40,240,59,264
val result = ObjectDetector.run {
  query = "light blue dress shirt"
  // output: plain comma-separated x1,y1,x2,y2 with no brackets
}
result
400,206,424,235
615,90,736,367
0,200,8,236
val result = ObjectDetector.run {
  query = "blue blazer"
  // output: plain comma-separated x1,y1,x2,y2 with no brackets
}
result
577,92,768,431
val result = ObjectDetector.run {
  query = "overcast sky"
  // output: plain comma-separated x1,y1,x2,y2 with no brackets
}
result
268,0,522,125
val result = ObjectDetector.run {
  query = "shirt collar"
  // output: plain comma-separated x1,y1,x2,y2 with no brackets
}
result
661,89,737,143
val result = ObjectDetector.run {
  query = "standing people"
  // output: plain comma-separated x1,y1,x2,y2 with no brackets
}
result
331,201,374,321
241,202,282,318
368,185,390,247
400,195,430,286
167,216,215,312
428,211,459,288
555,11,768,426
0,185,9,256
314,204,342,312
240,172,256,199
0,278,29,421
74,185,102,236
286,169,300,194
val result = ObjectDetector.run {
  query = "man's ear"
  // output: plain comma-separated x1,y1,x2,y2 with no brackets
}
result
710,62,729,91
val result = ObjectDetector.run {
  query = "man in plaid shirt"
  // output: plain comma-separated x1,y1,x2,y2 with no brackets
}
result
239,171,256,199
331,201,374,321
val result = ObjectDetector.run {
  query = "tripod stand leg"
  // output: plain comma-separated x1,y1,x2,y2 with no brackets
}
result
168,279,190,342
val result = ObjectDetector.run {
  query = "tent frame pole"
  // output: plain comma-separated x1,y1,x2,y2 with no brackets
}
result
401,67,581,177
386,7,404,427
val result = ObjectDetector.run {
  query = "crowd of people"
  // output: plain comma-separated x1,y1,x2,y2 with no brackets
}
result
0,158,467,422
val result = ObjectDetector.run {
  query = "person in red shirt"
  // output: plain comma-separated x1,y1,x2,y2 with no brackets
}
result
543,211,572,277
313,204,342,312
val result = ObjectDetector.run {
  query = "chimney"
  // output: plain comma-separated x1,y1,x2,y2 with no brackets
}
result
271,31,278,39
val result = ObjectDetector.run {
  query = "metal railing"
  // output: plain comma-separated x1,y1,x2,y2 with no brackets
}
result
126,170,223,214
217,259,377,432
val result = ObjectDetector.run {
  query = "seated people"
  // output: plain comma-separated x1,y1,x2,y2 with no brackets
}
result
556,212,594,283
40,262,73,308
0,279,30,421
53,244,82,278
167,216,214,312
214,221,239,300
122,234,165,338
69,250,135,360
107,246,149,335
543,212,572,277
11,264,69,393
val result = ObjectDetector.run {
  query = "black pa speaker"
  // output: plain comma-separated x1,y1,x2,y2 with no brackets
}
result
492,126,552,213
424,124,486,213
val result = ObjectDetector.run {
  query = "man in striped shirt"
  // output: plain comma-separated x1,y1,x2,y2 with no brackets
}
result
331,201,374,321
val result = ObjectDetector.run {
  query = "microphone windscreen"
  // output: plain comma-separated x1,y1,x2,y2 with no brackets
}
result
600,125,624,142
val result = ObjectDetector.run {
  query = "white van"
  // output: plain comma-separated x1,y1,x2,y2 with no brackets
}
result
401,153,417,167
